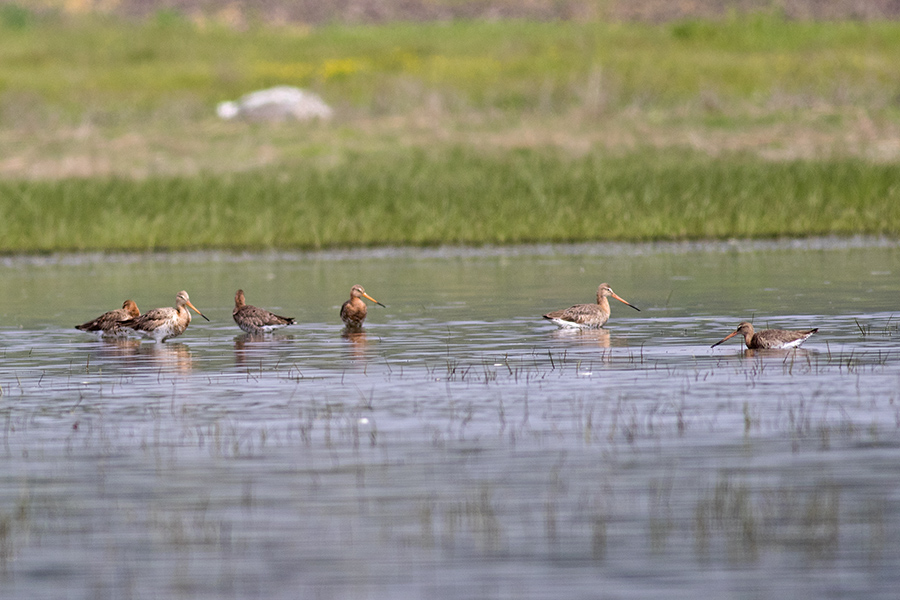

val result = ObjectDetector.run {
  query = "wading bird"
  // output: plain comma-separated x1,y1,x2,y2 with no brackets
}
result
75,299,141,337
543,283,640,329
120,290,209,342
232,289,295,334
711,321,818,350
340,285,384,329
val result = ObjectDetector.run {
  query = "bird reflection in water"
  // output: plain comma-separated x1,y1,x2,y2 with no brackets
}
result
96,337,143,357
234,332,289,349
741,347,814,359
233,332,293,366
550,327,611,348
92,337,193,372
137,342,194,373
341,329,371,360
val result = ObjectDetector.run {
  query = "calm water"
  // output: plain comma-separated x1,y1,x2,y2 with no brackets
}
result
1,239,899,600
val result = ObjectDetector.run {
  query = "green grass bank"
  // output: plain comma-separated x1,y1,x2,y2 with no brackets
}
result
1,11,900,252
2,148,897,253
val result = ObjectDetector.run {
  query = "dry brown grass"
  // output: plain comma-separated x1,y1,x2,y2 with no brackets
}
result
1,105,898,180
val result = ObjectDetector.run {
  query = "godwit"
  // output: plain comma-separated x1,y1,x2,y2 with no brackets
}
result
543,283,640,329
75,299,141,337
232,289,296,334
340,285,384,329
119,290,209,342
711,321,818,350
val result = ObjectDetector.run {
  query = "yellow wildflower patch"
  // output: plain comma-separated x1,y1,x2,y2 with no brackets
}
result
320,58,366,80
254,61,317,83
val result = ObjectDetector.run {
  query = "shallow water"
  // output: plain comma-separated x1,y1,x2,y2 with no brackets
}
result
1,239,899,599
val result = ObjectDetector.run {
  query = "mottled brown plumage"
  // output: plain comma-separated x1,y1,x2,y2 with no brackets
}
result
340,285,384,329
232,289,295,334
120,290,209,343
711,321,818,350
543,283,640,329
75,299,140,337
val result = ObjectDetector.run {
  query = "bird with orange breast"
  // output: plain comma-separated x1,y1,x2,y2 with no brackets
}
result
711,321,818,350
543,283,640,329
119,290,209,342
75,299,141,337
232,289,296,334
340,285,384,329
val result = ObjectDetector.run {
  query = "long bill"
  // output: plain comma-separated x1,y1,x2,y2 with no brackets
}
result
362,292,386,307
187,300,211,321
611,292,641,312
710,330,740,348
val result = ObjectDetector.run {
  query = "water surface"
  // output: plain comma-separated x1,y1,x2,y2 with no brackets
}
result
1,239,899,599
